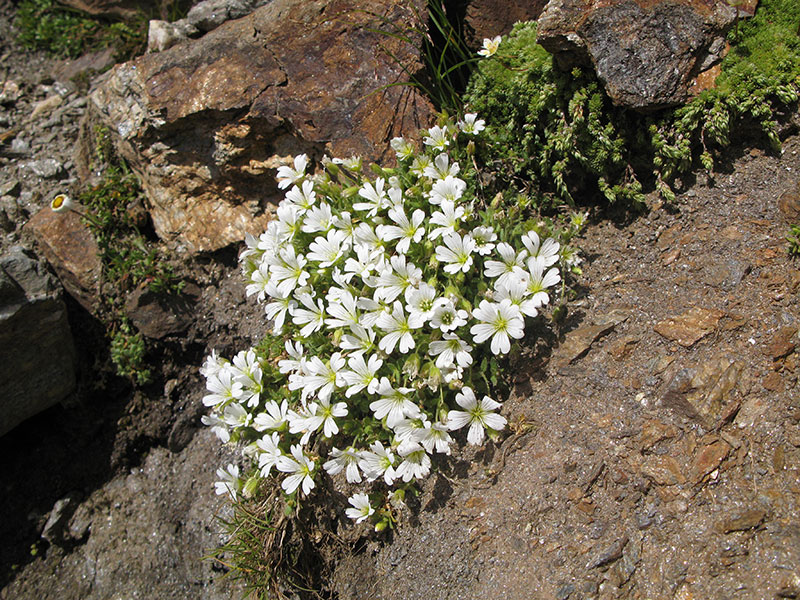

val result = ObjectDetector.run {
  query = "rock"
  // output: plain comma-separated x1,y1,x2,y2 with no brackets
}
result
639,419,680,451
29,95,63,121
536,0,749,110
654,306,724,347
146,19,198,53
556,309,628,365
585,535,628,569
52,47,118,87
660,357,741,425
24,205,103,313
0,246,76,437
88,0,434,253
778,181,800,223
41,493,80,546
640,455,685,486
25,158,64,179
0,80,21,105
689,440,730,483
765,326,797,360
124,283,198,339
715,508,766,533
464,0,548,47
57,0,163,19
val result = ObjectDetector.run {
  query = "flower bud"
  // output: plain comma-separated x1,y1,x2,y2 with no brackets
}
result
242,474,260,499
466,140,475,156
374,519,389,532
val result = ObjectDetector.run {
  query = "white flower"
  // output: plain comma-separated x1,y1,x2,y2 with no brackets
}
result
478,35,501,58
291,292,326,338
339,324,376,356
340,353,383,397
404,283,438,322
276,154,309,189
522,261,561,307
446,387,506,445
370,377,420,427
284,180,316,211
270,246,310,297
428,333,473,368
483,242,527,289
495,278,539,318
301,202,335,234
324,447,363,483
375,255,422,303
278,340,305,374
277,444,316,495
200,349,227,379
470,298,525,355
423,125,450,151
245,262,271,302
325,289,360,330
222,401,253,427
395,441,431,482
417,421,453,454
312,396,349,438
214,463,241,500
458,113,485,135
50,193,73,213
256,432,283,477
471,225,497,255
423,153,460,180
429,299,468,332
202,368,243,407
201,413,230,443
254,399,289,431
296,353,345,403
307,229,348,268
410,154,433,177
354,178,390,217
331,156,362,170
429,175,466,206
264,281,295,334
429,200,466,240
377,206,425,254
435,232,475,274
358,440,397,485
345,492,374,523
376,301,424,354
390,137,415,161
521,231,560,268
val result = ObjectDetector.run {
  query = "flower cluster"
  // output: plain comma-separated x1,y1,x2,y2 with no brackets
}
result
202,114,569,527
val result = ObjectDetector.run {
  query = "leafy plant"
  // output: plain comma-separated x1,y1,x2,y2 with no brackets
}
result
15,0,147,60
464,0,800,207
110,320,151,385
788,224,800,256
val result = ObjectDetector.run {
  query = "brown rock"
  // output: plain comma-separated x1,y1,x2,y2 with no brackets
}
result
715,509,766,533
556,309,629,365
88,0,434,253
24,205,102,313
464,0,548,47
124,284,199,339
58,0,163,20
690,440,730,483
762,371,784,392
778,182,800,223
537,0,749,110
765,326,797,360
654,306,724,347
640,420,680,451
640,455,685,486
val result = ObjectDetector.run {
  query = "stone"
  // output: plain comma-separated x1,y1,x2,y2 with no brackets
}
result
57,0,163,19
87,0,434,253
24,205,103,313
556,309,628,365
124,283,198,339
52,47,117,86
26,158,64,179
715,508,766,534
640,455,685,486
146,19,198,53
536,0,751,110
689,440,730,483
765,326,797,360
464,0,548,47
585,535,628,569
654,306,724,347
778,181,800,223
0,247,76,437
0,80,21,105
41,493,80,546
660,357,741,425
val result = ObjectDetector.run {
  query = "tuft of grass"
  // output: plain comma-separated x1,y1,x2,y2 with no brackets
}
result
110,320,151,385
15,0,149,60
788,224,800,256
464,0,800,207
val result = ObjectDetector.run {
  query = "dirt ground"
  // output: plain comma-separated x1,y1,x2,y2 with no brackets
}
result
330,140,800,599
2,0,800,597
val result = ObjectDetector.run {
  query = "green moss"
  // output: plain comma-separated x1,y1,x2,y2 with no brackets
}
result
464,0,800,207
15,0,147,60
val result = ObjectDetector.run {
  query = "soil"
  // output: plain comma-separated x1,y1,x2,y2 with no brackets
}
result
1,0,800,598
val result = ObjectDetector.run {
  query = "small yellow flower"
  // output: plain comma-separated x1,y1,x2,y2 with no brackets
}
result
478,35,501,58
50,194,73,213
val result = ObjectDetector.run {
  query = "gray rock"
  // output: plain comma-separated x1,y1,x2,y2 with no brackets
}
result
9,137,31,156
537,0,745,110
41,493,81,546
0,246,76,437
26,158,64,179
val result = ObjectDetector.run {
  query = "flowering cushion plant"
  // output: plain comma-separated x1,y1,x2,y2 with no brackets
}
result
201,113,583,528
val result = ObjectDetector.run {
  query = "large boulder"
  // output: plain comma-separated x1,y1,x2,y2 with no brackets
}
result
536,0,756,110
465,0,549,47
87,0,434,254
0,246,76,437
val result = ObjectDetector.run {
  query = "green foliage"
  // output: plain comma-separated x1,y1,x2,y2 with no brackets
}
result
464,0,800,207
15,0,147,60
110,320,151,385
79,163,183,296
788,224,800,256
